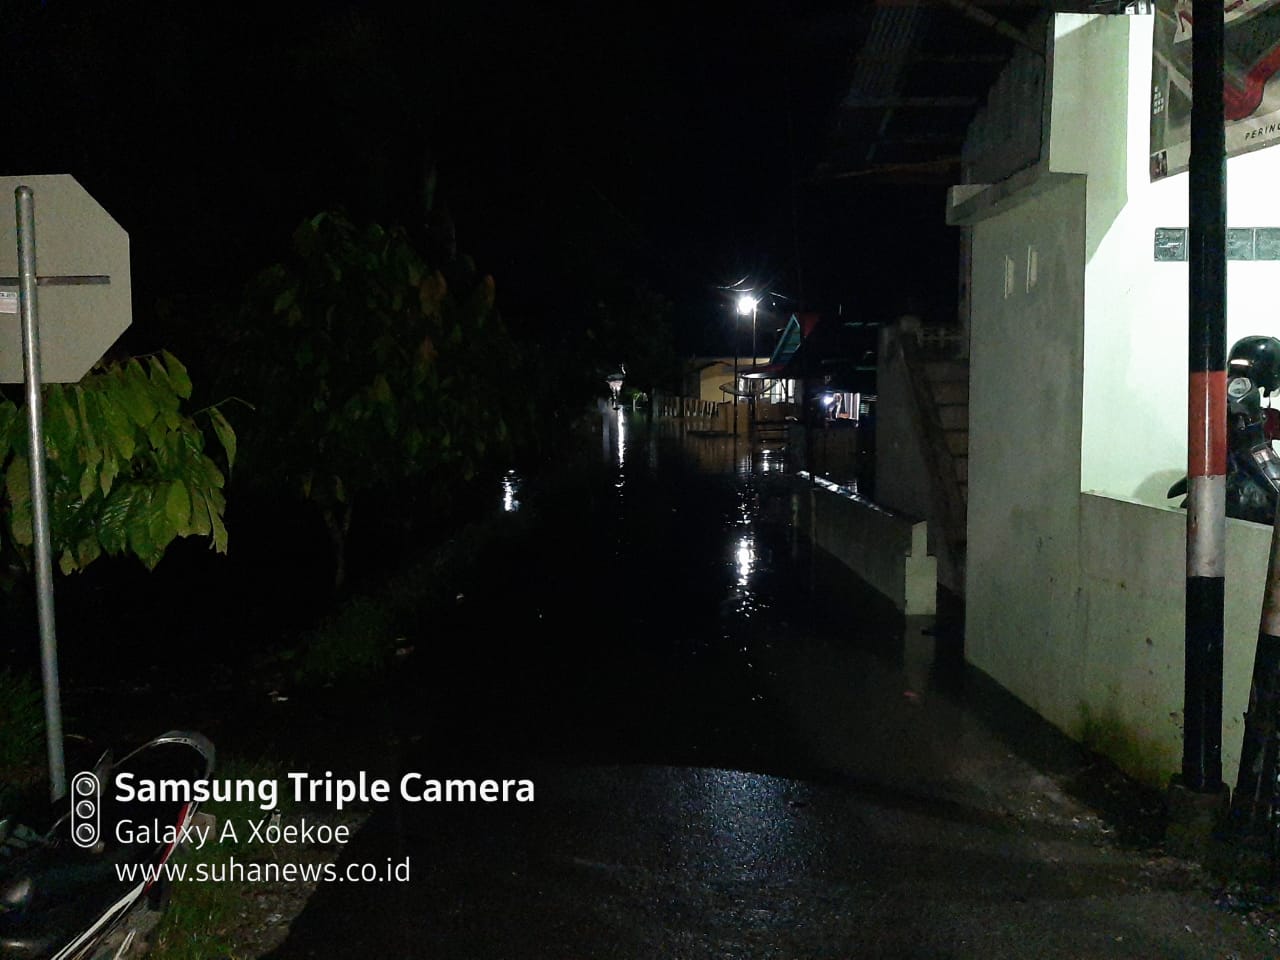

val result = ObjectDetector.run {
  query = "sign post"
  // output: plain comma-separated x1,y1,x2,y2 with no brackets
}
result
14,187,67,801
2,175,132,802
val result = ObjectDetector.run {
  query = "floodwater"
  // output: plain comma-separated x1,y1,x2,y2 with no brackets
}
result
398,407,952,787
268,409,1275,960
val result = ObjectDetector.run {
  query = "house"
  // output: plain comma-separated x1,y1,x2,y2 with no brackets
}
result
683,356,770,406
948,10,1280,785
743,312,879,421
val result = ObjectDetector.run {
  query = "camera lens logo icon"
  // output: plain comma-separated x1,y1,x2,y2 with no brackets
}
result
71,772,100,848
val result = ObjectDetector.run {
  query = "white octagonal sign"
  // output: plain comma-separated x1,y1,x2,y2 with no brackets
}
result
0,174,131,383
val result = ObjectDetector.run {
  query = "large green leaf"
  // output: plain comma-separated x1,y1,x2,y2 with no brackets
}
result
207,491,228,553
124,486,156,563
161,350,192,399
43,385,77,464
188,488,212,537
75,536,101,570
0,399,18,454
78,459,98,503
146,416,169,454
118,360,159,427
147,355,173,396
97,388,136,461
74,389,102,467
146,492,178,557
164,479,191,531
97,484,137,555
98,454,119,498
208,407,237,472
5,455,31,546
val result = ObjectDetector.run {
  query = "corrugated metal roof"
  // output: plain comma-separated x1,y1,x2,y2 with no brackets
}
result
811,0,1124,184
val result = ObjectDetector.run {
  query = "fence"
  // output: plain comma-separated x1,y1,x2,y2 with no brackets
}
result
653,395,720,419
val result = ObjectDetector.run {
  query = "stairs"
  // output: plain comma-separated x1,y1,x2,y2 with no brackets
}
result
891,325,970,595
922,360,969,506
754,420,788,444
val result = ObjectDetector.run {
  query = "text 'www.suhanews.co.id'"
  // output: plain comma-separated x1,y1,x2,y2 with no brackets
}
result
116,856,411,884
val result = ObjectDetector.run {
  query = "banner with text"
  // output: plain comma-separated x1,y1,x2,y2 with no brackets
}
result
1151,0,1280,180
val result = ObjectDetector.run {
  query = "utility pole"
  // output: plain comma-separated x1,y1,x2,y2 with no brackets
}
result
1180,0,1227,799
733,350,739,436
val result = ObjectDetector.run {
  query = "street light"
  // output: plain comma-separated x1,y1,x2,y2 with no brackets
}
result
736,293,759,366
606,371,624,409
736,294,759,431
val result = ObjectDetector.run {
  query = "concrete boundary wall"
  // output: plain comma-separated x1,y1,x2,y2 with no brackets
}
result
793,480,937,615
1076,493,1270,785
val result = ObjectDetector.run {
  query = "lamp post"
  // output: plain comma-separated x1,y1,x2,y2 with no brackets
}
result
732,350,739,435
606,371,624,409
737,293,759,432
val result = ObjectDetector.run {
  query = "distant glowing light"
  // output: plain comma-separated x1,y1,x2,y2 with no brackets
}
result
606,371,624,405
501,470,521,512
736,535,755,586
616,407,627,468
736,293,758,317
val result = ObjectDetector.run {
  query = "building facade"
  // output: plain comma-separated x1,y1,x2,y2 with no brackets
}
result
950,12,1279,785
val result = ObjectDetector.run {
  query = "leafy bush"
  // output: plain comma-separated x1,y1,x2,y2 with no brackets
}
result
147,755,302,960
290,506,527,684
0,670,44,778
224,210,520,586
0,353,235,574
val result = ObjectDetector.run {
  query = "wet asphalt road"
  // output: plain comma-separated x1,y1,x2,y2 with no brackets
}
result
266,412,1272,959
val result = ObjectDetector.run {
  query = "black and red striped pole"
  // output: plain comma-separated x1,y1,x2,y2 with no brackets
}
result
1182,0,1227,796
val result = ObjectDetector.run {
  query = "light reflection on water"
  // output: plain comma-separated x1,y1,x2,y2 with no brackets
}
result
616,407,627,470
600,410,790,624
614,408,627,493
501,470,521,512
678,768,801,874
757,448,782,473
736,535,755,586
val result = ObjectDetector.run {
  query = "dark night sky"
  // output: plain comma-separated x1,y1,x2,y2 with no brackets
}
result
4,1,960,356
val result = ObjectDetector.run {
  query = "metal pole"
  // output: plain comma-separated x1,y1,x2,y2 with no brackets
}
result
16,186,66,803
751,306,758,370
1183,0,1226,795
751,305,758,433
733,345,739,438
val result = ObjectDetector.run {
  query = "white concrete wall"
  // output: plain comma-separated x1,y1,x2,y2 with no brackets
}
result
874,325,962,594
697,361,735,404
965,172,1089,743
874,329,934,525
960,12,1280,786
1080,494,1270,783
796,483,937,616
1077,15,1280,506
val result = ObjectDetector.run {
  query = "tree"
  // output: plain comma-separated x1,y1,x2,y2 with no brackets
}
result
591,284,680,404
0,352,235,576
225,210,517,587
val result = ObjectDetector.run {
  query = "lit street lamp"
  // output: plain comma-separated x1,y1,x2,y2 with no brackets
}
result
736,293,759,367
606,370,624,408
736,293,759,430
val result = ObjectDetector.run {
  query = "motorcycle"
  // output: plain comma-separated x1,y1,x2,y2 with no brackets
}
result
0,730,215,960
1168,335,1280,524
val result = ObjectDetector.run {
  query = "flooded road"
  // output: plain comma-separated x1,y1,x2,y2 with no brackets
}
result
268,410,1272,959
397,409,958,789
